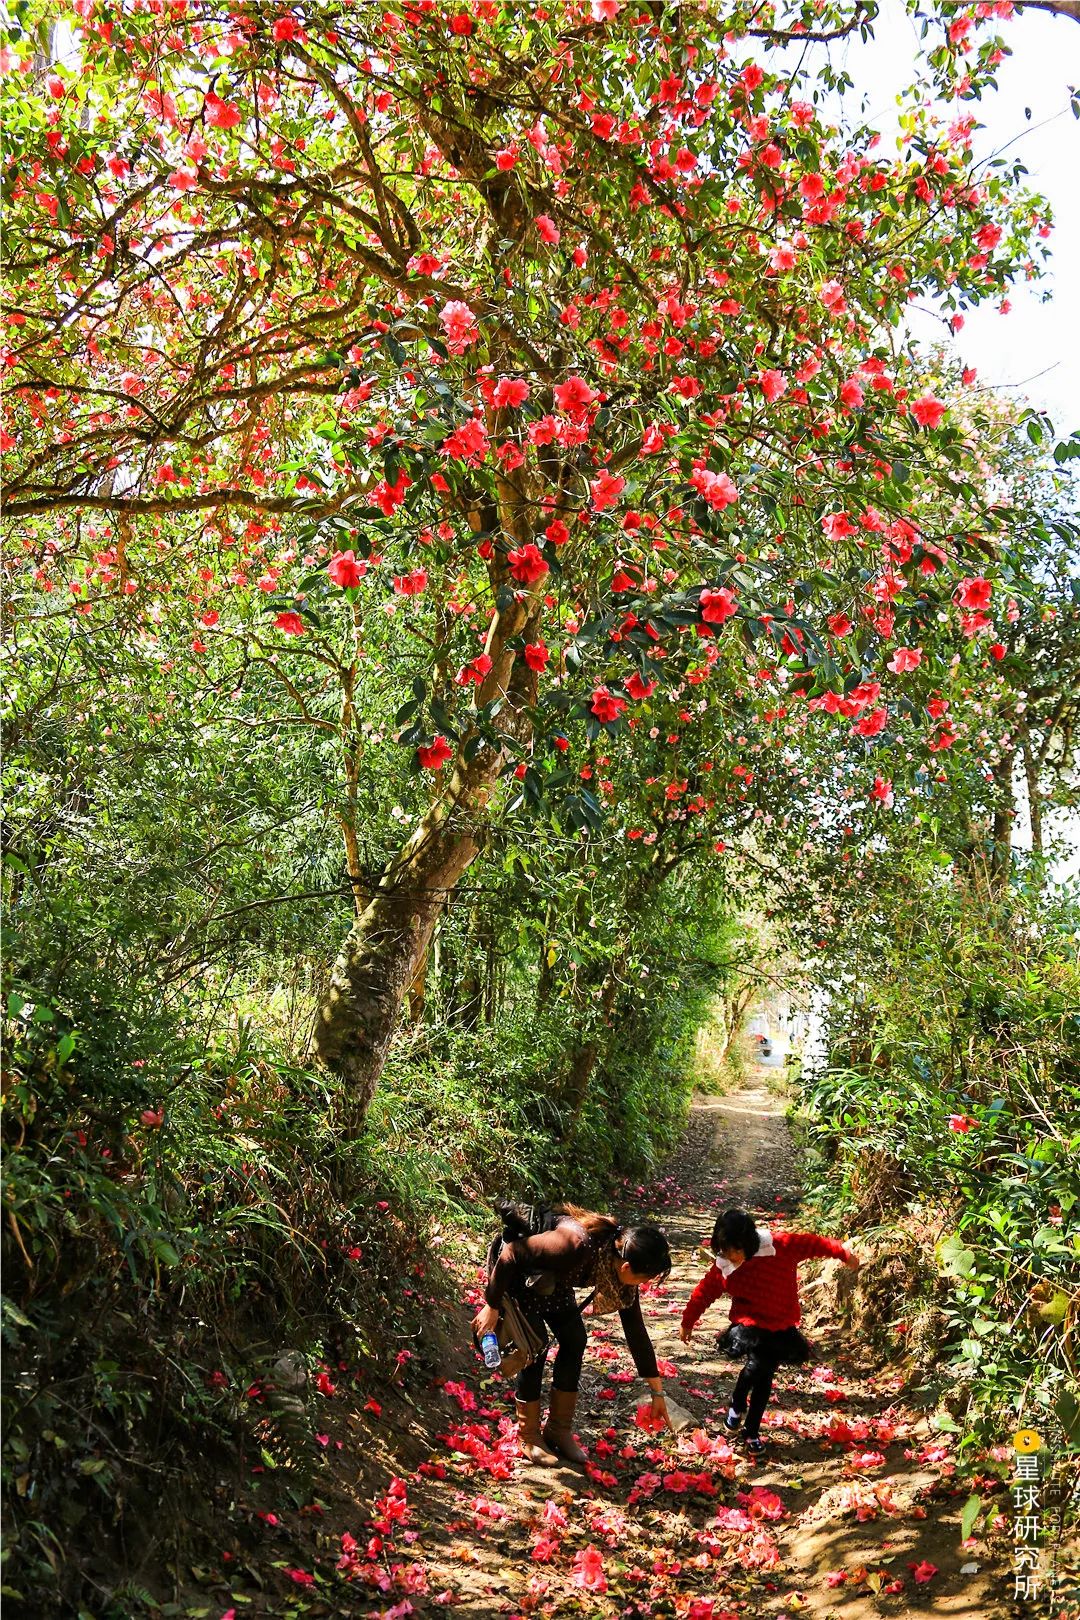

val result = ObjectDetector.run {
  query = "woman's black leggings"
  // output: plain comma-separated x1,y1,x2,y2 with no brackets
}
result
515,1301,587,1401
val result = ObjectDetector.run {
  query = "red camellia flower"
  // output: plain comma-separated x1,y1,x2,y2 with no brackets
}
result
828,613,853,637
545,517,570,546
524,641,550,671
508,543,549,584
274,610,305,635
870,775,894,806
205,93,241,129
955,576,992,611
140,1107,164,1128
911,393,947,428
625,672,656,700
699,586,738,626
590,687,626,723
948,1114,978,1132
552,376,597,418
989,642,1006,660
394,569,428,596
417,736,453,770
534,214,561,245
887,646,921,673
328,550,365,588
854,705,888,737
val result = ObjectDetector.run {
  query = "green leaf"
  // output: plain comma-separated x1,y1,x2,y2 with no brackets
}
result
960,1493,981,1542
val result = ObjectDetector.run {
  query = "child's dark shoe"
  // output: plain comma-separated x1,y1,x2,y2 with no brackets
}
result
743,1434,766,1455
724,1408,743,1433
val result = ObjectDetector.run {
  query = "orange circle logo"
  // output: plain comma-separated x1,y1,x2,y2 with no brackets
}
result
1013,1430,1042,1454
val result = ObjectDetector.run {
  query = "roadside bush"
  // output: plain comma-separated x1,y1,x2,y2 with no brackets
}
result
801,872,1080,1448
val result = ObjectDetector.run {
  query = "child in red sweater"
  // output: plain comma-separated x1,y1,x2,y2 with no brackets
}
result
680,1209,859,1453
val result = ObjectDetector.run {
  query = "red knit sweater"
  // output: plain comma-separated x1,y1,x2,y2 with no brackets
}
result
682,1231,852,1335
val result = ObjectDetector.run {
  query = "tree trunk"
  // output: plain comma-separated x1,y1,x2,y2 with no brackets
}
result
311,803,480,1123
311,572,541,1122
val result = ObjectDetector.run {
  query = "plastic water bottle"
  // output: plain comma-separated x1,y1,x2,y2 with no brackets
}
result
480,1332,502,1370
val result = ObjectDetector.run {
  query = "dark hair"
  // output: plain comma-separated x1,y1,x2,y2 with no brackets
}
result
711,1209,760,1258
619,1224,671,1282
556,1204,671,1281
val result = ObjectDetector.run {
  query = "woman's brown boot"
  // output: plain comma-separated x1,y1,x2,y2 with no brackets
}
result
515,1400,556,1464
542,1387,588,1465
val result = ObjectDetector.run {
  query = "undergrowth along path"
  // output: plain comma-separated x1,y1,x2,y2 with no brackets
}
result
229,1078,1012,1619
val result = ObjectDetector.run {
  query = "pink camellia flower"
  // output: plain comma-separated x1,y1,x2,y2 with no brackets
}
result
911,393,947,428
840,377,865,409
492,377,530,408
699,586,738,626
494,145,518,170
590,687,626,724
759,369,787,404
438,299,479,353
417,737,453,771
274,611,305,635
887,646,921,673
823,511,855,541
140,1108,164,1128
820,279,846,314
534,214,561,245
955,576,992,611
690,466,739,509
328,550,365,588
590,471,625,511
508,543,550,585
870,776,894,807
284,1569,314,1587
571,1546,607,1593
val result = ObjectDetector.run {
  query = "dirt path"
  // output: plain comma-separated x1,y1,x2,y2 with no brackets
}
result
230,1081,1011,1618
371,1078,1007,1620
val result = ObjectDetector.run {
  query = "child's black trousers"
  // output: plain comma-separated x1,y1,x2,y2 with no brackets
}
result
719,1323,810,1439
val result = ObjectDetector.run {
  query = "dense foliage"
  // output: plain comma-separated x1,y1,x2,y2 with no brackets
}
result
2,0,1079,1612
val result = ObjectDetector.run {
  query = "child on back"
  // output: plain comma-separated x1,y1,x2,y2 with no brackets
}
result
680,1209,859,1453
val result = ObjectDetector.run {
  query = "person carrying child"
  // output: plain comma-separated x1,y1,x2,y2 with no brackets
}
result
679,1208,859,1453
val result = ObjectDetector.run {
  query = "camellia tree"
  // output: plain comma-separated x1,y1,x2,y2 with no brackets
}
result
1,0,1058,1120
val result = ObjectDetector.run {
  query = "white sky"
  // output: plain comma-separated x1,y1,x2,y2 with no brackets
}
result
833,1,1080,431
836,6,1080,881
